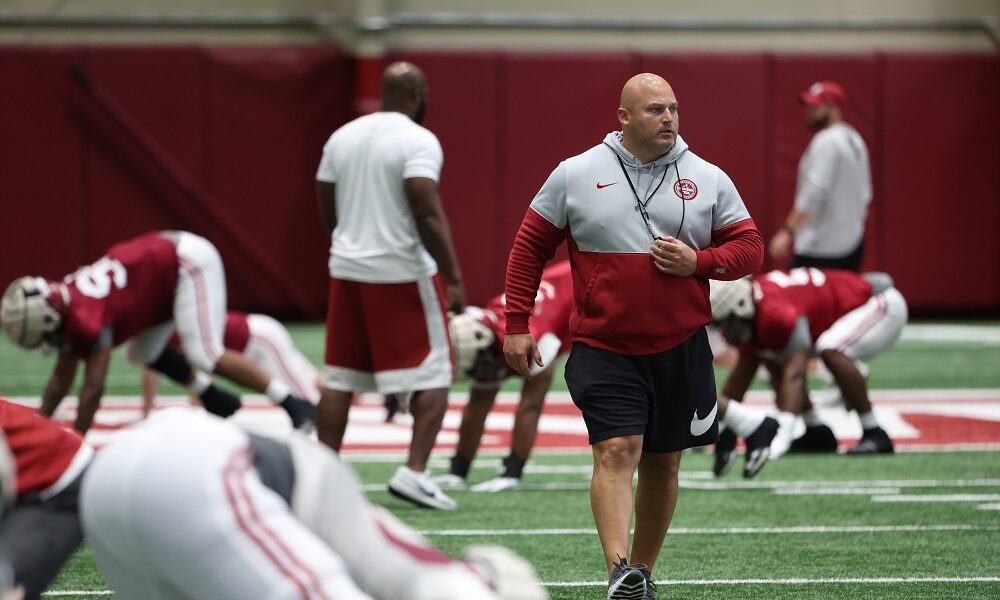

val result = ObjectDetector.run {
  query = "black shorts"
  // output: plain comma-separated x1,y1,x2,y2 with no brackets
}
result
791,240,864,272
564,328,718,453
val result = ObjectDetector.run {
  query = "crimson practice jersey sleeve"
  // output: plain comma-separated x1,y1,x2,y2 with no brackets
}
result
0,398,83,497
487,260,573,352
63,233,180,356
752,268,873,352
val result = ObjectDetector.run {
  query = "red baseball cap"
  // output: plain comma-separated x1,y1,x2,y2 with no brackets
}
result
799,81,846,107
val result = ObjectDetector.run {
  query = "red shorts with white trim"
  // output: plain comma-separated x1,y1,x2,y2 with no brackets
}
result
323,275,452,394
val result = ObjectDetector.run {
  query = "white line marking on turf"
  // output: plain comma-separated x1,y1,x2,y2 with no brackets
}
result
544,576,1000,587
872,494,1000,503
681,478,1000,490
977,503,1000,510
43,577,1000,595
774,487,902,495
418,524,998,536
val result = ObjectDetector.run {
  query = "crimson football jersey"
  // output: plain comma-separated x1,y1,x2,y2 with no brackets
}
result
61,233,180,357
751,268,872,352
0,398,83,497
480,260,573,378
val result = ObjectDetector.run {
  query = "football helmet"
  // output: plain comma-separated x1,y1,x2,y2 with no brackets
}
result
709,278,755,322
1,277,63,350
449,310,496,381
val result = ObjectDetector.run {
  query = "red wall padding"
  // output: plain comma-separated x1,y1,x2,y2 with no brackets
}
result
880,54,1000,309
0,48,86,278
0,47,996,314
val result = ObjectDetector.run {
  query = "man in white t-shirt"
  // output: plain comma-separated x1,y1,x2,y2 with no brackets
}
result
769,81,872,272
315,61,465,510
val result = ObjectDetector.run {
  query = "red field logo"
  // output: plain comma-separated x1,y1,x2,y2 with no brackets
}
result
673,179,698,200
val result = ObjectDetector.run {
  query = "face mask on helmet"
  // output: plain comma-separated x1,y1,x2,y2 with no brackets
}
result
1,277,64,351
449,311,497,382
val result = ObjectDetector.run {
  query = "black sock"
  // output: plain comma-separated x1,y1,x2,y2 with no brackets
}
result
502,454,526,479
146,346,193,384
450,454,472,479
199,385,242,418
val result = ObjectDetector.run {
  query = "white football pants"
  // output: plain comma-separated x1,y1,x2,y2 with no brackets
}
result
81,409,496,600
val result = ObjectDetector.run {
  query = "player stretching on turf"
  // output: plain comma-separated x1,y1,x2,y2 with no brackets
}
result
710,268,907,464
1,231,316,433
437,260,573,493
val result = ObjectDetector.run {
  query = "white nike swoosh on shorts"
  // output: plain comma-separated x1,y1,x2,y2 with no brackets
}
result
689,403,718,436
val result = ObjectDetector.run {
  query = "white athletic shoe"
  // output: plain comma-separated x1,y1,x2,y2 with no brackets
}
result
433,473,467,490
388,466,458,510
470,476,520,493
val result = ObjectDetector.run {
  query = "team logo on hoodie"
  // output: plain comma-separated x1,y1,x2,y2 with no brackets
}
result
673,179,698,200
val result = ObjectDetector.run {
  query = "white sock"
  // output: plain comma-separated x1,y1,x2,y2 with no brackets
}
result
265,379,291,403
802,408,824,427
188,372,212,395
721,401,765,438
777,411,797,433
859,410,880,430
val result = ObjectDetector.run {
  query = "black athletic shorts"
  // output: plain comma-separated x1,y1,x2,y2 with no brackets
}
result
564,327,718,453
791,240,864,272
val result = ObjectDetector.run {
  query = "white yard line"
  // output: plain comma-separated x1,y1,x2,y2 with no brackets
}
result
547,576,1000,587
416,524,998,536
872,494,1000,503
43,575,1000,596
680,478,1000,490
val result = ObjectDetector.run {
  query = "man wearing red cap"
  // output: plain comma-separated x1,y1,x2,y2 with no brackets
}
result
769,81,872,272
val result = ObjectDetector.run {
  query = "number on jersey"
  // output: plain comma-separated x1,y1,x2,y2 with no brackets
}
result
67,257,128,299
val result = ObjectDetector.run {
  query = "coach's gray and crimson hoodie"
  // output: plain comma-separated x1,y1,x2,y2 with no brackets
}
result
505,132,764,355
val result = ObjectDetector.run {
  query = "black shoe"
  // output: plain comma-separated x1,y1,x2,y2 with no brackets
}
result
384,393,402,423
789,424,839,453
713,428,738,477
640,567,657,600
608,556,648,600
199,385,242,418
281,395,316,433
846,426,895,455
743,417,779,478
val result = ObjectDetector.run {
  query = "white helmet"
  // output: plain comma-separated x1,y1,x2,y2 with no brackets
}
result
709,278,755,322
462,545,549,600
1,277,62,350
449,310,496,381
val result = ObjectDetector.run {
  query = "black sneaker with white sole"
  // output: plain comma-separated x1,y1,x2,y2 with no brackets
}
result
743,416,779,478
789,423,839,453
713,427,738,477
846,426,895,455
608,557,648,600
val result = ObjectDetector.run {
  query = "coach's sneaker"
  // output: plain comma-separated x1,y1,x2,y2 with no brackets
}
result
642,573,658,600
471,476,520,493
388,466,458,510
280,395,316,434
713,427,738,477
789,424,839,453
607,557,648,600
433,473,467,490
198,385,242,418
846,426,895,455
743,416,779,479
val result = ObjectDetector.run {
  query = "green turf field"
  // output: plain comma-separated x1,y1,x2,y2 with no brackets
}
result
3,322,998,599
